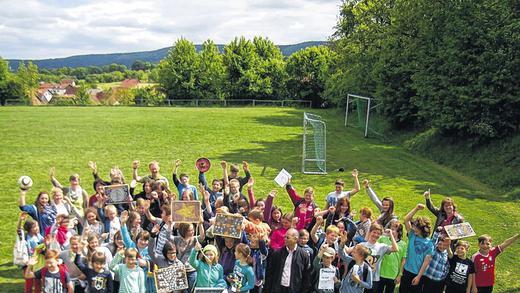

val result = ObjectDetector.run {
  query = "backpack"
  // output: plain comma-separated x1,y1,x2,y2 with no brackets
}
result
40,264,69,291
346,260,370,282
13,230,29,266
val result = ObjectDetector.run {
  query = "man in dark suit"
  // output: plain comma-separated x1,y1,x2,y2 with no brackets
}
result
264,228,312,293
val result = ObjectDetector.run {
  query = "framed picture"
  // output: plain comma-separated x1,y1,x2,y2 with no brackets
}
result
171,200,202,223
103,184,131,204
213,213,243,239
444,222,476,240
154,262,189,292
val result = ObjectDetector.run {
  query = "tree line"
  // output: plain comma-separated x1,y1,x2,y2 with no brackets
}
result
1,0,517,140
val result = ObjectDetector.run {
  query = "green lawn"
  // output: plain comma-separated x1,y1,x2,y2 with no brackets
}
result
0,107,518,292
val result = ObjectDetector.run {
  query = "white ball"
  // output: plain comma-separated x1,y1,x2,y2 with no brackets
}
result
18,176,33,190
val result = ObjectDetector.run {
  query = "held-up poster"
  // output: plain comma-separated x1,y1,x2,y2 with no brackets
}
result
213,213,243,239
171,200,201,223
154,262,189,292
104,184,132,204
444,222,476,240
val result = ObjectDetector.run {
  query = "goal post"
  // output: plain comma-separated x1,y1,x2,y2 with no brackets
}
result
344,93,382,138
302,112,327,174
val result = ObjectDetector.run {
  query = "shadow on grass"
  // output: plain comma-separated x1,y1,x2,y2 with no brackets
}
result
0,262,23,292
219,108,511,202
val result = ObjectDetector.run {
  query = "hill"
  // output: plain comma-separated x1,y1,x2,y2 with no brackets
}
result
0,107,518,292
6,41,326,70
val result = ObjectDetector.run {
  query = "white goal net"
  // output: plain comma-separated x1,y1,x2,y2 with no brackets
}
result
302,112,326,174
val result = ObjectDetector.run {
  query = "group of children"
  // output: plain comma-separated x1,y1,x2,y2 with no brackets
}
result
14,159,519,293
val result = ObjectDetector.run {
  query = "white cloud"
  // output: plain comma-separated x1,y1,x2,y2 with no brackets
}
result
0,0,340,59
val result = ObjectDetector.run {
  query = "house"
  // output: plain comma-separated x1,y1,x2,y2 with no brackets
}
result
60,79,76,88
64,84,78,96
36,89,53,103
120,79,139,89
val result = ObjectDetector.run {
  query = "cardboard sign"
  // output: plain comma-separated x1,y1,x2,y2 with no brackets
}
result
444,222,476,240
154,262,189,292
104,184,131,204
213,213,243,239
171,200,202,223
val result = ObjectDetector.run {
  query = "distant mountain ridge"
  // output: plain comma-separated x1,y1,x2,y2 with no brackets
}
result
7,41,327,70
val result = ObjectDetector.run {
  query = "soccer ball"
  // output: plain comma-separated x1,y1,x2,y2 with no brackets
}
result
18,176,33,190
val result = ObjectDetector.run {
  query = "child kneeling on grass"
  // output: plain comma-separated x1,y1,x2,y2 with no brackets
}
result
25,249,74,293
109,248,146,293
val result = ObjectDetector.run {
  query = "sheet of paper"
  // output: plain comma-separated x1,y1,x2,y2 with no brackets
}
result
318,267,336,290
274,168,292,187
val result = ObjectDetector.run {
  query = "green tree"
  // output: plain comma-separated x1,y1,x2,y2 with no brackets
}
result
222,37,261,99
252,37,287,99
196,39,226,99
286,46,335,107
157,38,199,100
0,58,10,105
16,62,39,104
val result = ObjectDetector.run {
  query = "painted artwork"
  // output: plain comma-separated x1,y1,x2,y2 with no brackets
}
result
213,213,243,239
171,200,201,223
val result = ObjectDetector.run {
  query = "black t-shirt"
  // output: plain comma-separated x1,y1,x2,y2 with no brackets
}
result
445,255,475,291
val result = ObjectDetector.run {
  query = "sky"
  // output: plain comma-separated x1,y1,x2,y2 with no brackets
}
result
0,0,341,60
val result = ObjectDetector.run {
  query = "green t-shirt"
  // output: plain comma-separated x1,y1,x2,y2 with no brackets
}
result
377,236,407,279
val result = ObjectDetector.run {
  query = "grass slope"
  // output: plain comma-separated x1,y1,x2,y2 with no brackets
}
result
0,107,518,292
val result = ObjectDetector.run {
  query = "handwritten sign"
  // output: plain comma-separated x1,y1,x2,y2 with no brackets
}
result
444,222,476,240
171,200,201,223
274,168,292,187
213,213,243,239
154,262,189,292
104,184,131,204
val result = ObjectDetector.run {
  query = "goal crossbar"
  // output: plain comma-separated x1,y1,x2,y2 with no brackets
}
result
344,93,379,138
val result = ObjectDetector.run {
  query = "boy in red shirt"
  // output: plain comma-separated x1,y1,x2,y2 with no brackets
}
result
472,233,519,293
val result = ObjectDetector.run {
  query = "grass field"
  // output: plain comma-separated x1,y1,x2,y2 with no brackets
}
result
0,107,518,292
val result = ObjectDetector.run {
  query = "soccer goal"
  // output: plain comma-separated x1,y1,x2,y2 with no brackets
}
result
344,93,382,138
302,112,326,174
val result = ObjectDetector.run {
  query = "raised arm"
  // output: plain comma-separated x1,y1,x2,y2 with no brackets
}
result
498,233,520,252
120,211,136,248
239,161,251,188
198,171,210,191
49,167,63,189
18,189,27,207
363,180,383,212
263,190,276,222
424,191,440,216
404,204,425,233
386,228,399,252
285,180,302,205
310,216,323,244
132,160,141,182
247,177,256,208
221,161,229,187
348,169,360,197
172,159,181,188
